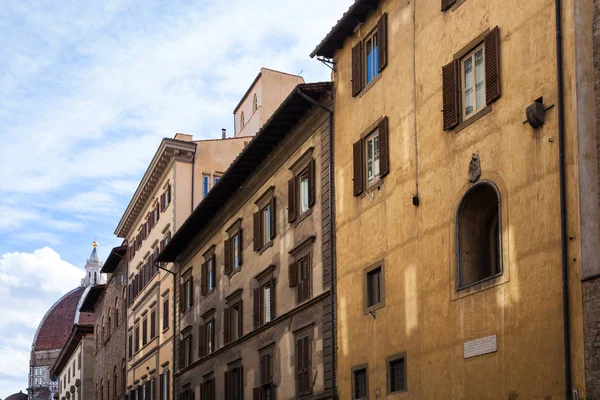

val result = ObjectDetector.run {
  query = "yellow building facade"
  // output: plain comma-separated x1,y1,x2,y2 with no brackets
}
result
312,0,600,398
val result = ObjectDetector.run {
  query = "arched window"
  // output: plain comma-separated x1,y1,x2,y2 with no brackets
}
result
114,298,119,328
106,379,110,400
456,181,502,288
253,94,258,113
113,366,118,397
101,317,105,344
107,308,112,337
241,112,245,128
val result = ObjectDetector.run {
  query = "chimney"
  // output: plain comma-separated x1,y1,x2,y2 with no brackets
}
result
222,128,227,139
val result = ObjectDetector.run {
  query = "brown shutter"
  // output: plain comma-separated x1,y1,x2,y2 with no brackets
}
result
253,287,261,329
224,371,230,400
253,388,260,400
485,26,501,104
378,13,388,72
238,229,244,266
296,338,303,392
303,264,310,301
160,193,166,211
201,263,207,296
211,255,216,288
224,239,232,275
238,366,244,398
179,283,184,312
238,300,244,337
352,42,363,97
224,307,231,344
378,117,390,178
308,159,316,207
441,0,457,11
353,139,365,196
442,59,460,131
289,261,298,287
270,277,276,319
253,212,261,251
269,197,276,239
198,324,205,357
288,177,297,223
189,277,194,306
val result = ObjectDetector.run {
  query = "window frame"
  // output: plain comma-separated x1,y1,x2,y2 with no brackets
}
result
180,326,193,369
363,260,385,314
200,309,216,357
225,361,244,400
181,268,193,314
203,174,210,198
460,43,486,121
386,352,407,395
254,265,276,328
259,345,275,400
288,148,315,224
364,128,381,189
294,326,313,397
364,27,379,86
351,364,369,400
253,94,258,113
225,291,244,343
202,246,217,296
162,295,169,332
225,219,243,276
289,236,315,306
254,187,276,253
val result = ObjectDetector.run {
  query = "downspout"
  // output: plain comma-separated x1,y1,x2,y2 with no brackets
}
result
554,0,572,397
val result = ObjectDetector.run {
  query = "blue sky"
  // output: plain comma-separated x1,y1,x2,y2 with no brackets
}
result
0,0,351,395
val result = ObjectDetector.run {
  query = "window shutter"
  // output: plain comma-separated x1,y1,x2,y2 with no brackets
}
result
198,324,205,357
269,197,276,239
211,255,216,288
166,372,170,400
161,193,166,212
485,26,501,104
200,383,205,400
253,212,261,251
352,42,363,97
442,59,460,131
238,229,244,266
378,13,388,72
159,375,164,400
252,388,259,400
288,177,297,223
238,366,244,400
289,261,298,287
270,277,276,319
189,277,194,307
253,287,261,329
201,263,207,295
224,371,230,400
167,184,171,205
224,240,232,275
308,159,316,207
353,139,365,196
303,266,310,301
296,338,303,393
224,307,231,344
378,117,390,178
238,301,244,337
441,0,457,11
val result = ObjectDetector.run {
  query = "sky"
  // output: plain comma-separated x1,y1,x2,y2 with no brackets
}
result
0,0,352,395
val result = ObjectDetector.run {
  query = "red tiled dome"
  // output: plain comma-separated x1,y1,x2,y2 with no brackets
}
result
5,391,28,400
33,287,93,351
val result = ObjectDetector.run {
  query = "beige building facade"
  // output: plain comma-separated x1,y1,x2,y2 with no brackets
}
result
312,0,600,398
51,325,95,400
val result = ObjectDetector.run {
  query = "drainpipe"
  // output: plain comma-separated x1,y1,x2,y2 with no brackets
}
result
554,0,572,397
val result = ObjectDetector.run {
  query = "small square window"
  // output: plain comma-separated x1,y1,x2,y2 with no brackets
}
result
387,353,407,395
364,262,385,313
352,366,368,400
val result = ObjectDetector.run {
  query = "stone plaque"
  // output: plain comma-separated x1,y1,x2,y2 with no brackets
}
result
464,335,497,359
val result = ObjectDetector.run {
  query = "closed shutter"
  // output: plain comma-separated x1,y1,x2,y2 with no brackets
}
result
352,42,363,97
179,283,184,313
485,26,501,104
238,301,244,338
253,287,261,329
189,277,194,306
200,383,205,400
253,212,260,251
289,261,298,287
166,372,170,400
252,388,259,400
378,13,388,72
296,338,304,394
353,139,364,196
288,177,297,223
146,381,151,400
378,117,390,178
198,324,205,357
160,193,166,211
269,197,276,239
238,230,243,266
211,255,216,288
159,375,163,400
150,310,156,338
167,185,171,205
308,159,316,207
224,239,232,275
224,307,231,344
238,366,244,400
442,59,460,131
201,262,207,296
224,371,230,400
441,0,457,11
303,336,311,393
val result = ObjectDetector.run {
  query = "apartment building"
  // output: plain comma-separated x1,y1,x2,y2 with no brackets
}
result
311,0,599,398
157,82,335,400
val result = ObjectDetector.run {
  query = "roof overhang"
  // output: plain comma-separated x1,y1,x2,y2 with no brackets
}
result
310,0,382,59
50,324,94,378
157,82,333,263
101,245,127,274
115,138,197,238
78,284,106,313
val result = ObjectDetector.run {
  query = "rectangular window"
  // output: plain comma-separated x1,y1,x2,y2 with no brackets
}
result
206,319,214,354
295,333,312,397
232,234,240,270
180,333,192,368
288,150,315,223
263,284,271,323
182,274,193,312
128,334,133,359
254,267,276,329
150,309,156,339
160,371,170,400
353,367,368,400
254,190,275,252
207,257,215,292
367,267,382,307
201,375,215,400
364,261,385,313
387,354,407,394
262,205,271,245
163,297,169,331
226,365,243,400
225,220,243,275
142,317,148,346
365,30,379,84
134,324,140,352
299,170,309,215
258,348,274,400
297,254,311,304
461,44,485,120
203,175,210,198
365,130,380,185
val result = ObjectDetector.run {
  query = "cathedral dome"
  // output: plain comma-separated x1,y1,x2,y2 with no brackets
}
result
5,391,28,400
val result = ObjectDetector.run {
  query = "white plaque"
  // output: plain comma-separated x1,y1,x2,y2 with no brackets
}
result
464,335,497,359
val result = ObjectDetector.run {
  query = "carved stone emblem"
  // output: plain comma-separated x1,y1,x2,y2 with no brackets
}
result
468,154,481,183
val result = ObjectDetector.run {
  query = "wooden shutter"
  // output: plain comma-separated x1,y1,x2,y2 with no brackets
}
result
238,366,244,399
179,283,184,313
224,307,231,344
253,287,261,329
485,26,501,104
198,324,205,357
159,374,164,400
288,177,297,223
252,388,259,400
289,261,298,287
353,139,364,196
253,212,261,251
166,372,170,400
441,0,457,11
308,159,316,207
224,240,232,275
189,277,194,307
378,117,390,178
200,383,205,400
201,263,207,295
238,230,244,266
224,371,230,400
442,59,460,131
211,255,216,288
270,277,276,319
352,42,363,97
238,301,244,337
378,13,388,72
160,193,166,212
296,338,304,393
269,197,276,239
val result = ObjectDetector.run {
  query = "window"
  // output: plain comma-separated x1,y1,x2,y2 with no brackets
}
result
442,27,501,131
225,220,243,275
150,309,156,339
253,266,276,329
387,354,407,394
225,364,243,400
256,347,274,400
457,182,502,289
142,317,148,346
159,371,170,400
181,272,193,313
128,334,133,359
134,324,140,352
201,248,216,296
289,237,315,305
214,174,221,186
353,117,389,196
253,189,276,252
253,94,258,113
180,329,193,369
203,175,210,198
364,261,385,314
163,297,169,331
352,367,368,400
351,14,387,97
288,149,315,223
199,311,216,357
241,112,245,129
160,184,172,211
200,374,215,400
295,331,312,397
181,385,194,400
225,291,243,344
